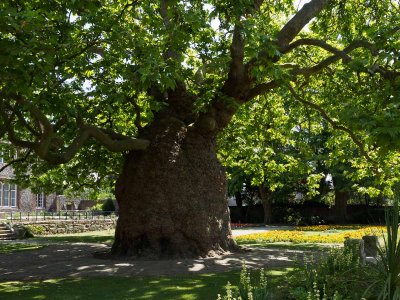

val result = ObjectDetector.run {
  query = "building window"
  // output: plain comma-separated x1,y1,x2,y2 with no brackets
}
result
0,182,17,207
10,184,16,207
3,183,9,206
36,193,45,208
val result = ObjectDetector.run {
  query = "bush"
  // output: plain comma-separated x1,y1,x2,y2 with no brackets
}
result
102,198,115,212
217,262,272,300
24,224,46,236
289,246,380,299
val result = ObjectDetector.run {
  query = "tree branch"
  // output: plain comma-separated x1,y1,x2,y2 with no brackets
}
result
0,149,32,173
36,124,150,164
292,40,377,77
244,80,279,101
276,0,330,48
246,0,330,72
126,95,143,131
287,84,373,162
281,38,350,61
223,24,246,98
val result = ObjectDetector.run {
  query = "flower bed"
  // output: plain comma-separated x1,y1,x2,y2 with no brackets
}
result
295,224,385,231
236,226,385,244
230,223,265,228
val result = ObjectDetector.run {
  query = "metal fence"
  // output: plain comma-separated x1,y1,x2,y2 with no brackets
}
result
0,210,118,222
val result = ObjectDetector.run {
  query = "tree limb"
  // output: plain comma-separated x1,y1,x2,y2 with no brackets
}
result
292,40,377,77
281,38,351,61
40,124,149,164
244,80,279,101
276,0,330,48
246,0,330,71
126,95,143,131
0,149,32,173
287,84,373,162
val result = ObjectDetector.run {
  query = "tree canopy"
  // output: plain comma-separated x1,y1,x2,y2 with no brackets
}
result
1,0,399,194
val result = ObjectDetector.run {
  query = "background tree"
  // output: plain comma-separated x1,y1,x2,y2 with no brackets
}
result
0,0,398,257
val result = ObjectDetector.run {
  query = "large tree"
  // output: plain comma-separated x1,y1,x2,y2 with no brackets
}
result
0,0,398,257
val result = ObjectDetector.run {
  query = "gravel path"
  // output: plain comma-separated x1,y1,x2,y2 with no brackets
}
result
0,243,306,281
232,226,294,237
0,227,304,281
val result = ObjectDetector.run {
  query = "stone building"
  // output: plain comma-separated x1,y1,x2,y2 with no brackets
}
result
0,153,82,212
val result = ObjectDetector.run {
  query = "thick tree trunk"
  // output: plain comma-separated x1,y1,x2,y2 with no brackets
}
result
334,190,349,224
259,185,273,225
111,116,236,258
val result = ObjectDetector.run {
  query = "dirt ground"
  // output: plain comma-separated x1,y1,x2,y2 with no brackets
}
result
0,242,307,281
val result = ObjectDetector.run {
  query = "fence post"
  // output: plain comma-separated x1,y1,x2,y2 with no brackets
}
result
44,211,46,220
35,211,38,221
10,211,12,223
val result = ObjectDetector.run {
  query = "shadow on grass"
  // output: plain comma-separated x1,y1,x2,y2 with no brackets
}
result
0,267,293,300
0,272,238,300
32,231,114,244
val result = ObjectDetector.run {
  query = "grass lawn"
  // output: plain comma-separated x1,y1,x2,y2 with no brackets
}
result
0,268,292,300
0,243,44,254
33,230,115,244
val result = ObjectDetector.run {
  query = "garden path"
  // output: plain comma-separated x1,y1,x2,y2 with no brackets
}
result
0,243,306,281
232,226,294,237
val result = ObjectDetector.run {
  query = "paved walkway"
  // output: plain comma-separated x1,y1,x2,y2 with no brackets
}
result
0,243,307,281
0,227,304,281
232,226,293,237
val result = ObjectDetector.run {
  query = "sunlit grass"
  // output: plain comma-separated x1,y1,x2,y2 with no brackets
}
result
0,268,291,300
33,230,115,244
0,243,44,254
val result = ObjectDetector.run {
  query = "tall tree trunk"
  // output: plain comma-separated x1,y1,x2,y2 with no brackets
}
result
334,190,349,224
259,185,273,225
111,116,236,258
234,191,245,223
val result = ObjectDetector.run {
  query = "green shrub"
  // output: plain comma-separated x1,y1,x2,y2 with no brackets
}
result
291,246,380,299
102,198,115,212
90,203,103,211
25,224,46,236
377,201,400,300
217,262,272,300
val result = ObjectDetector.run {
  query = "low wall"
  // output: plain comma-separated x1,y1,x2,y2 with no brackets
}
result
12,219,116,235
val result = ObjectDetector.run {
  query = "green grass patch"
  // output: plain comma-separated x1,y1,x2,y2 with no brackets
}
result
0,268,291,300
0,268,292,300
33,230,114,244
0,243,44,254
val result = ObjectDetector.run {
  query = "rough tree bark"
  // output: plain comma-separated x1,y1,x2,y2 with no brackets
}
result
259,185,273,225
112,88,238,258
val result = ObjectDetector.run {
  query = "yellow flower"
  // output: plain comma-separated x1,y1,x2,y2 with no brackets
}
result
236,226,385,244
